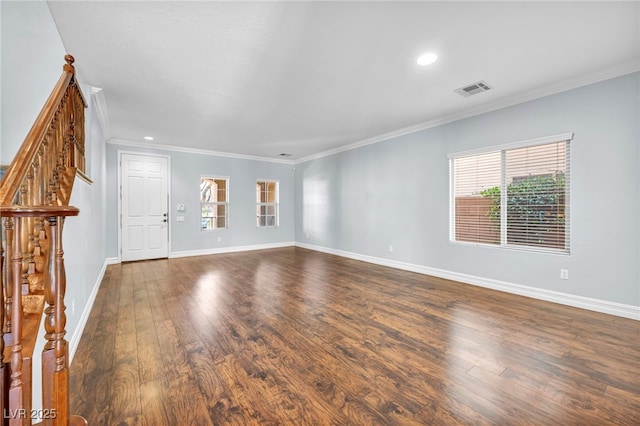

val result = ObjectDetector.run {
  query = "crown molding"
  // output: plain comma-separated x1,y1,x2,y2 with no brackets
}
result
90,87,111,140
99,61,638,165
295,61,640,164
107,138,295,165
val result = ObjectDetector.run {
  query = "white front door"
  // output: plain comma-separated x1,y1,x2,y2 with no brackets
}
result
120,153,169,261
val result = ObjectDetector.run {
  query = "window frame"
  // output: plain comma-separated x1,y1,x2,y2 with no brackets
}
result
200,176,229,231
256,179,279,228
449,132,572,254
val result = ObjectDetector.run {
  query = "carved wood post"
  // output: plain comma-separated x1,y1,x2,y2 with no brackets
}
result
42,216,70,425
32,156,44,257
43,137,54,206
68,87,76,170
42,216,56,425
73,88,86,173
0,218,6,421
50,123,59,203
9,217,25,426
4,218,14,336
26,166,36,275
19,185,30,295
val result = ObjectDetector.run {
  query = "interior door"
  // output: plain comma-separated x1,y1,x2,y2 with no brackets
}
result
120,153,169,261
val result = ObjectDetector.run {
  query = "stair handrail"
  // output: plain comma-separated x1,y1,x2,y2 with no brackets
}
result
0,54,87,207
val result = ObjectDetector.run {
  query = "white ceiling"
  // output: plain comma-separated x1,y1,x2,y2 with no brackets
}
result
47,1,640,162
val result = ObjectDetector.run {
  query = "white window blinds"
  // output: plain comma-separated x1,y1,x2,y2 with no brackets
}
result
450,134,571,253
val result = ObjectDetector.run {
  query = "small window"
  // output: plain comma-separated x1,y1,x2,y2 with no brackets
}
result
201,177,228,230
256,180,279,227
450,134,571,253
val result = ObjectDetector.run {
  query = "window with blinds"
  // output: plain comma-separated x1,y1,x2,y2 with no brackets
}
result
450,134,571,253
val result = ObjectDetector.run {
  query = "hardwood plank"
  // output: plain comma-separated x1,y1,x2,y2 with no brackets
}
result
166,373,214,426
139,377,177,426
135,318,165,384
110,330,140,425
69,248,640,425
69,264,119,424
185,342,240,424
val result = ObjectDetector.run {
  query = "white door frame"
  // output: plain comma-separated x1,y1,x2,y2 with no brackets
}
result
117,150,171,261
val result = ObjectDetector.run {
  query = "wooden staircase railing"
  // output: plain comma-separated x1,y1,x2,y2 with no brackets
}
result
0,55,87,426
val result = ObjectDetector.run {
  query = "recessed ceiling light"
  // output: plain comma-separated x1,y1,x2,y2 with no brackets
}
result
416,52,438,66
143,136,154,141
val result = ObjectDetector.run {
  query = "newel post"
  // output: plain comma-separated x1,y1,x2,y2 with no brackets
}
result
0,219,6,422
9,217,26,426
42,216,69,426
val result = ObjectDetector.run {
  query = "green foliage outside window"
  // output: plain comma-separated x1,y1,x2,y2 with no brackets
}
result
479,174,565,247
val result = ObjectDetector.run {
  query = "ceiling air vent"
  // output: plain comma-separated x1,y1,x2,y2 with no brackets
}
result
454,80,492,98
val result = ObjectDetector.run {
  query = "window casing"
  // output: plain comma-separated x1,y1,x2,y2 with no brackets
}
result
450,134,571,254
256,180,279,227
201,177,228,230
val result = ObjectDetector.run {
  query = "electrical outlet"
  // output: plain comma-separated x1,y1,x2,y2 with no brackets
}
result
72,299,76,316
560,269,569,280
217,236,222,242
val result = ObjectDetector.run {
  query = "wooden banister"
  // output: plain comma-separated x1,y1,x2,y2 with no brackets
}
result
1,56,87,426
0,55,86,207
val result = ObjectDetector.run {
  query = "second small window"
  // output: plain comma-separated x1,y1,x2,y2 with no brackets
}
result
256,180,279,227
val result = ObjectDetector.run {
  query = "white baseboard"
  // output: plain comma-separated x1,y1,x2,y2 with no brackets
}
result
68,258,110,364
105,256,121,265
170,241,295,259
295,242,640,321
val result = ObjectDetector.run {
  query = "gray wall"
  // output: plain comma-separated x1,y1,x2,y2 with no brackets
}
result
65,84,108,339
105,143,296,258
1,0,67,162
295,72,640,307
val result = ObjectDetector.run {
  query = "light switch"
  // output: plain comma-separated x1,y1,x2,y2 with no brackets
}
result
176,216,185,222
177,204,185,211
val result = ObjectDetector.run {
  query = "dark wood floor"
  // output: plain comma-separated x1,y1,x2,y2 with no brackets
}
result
69,247,640,425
